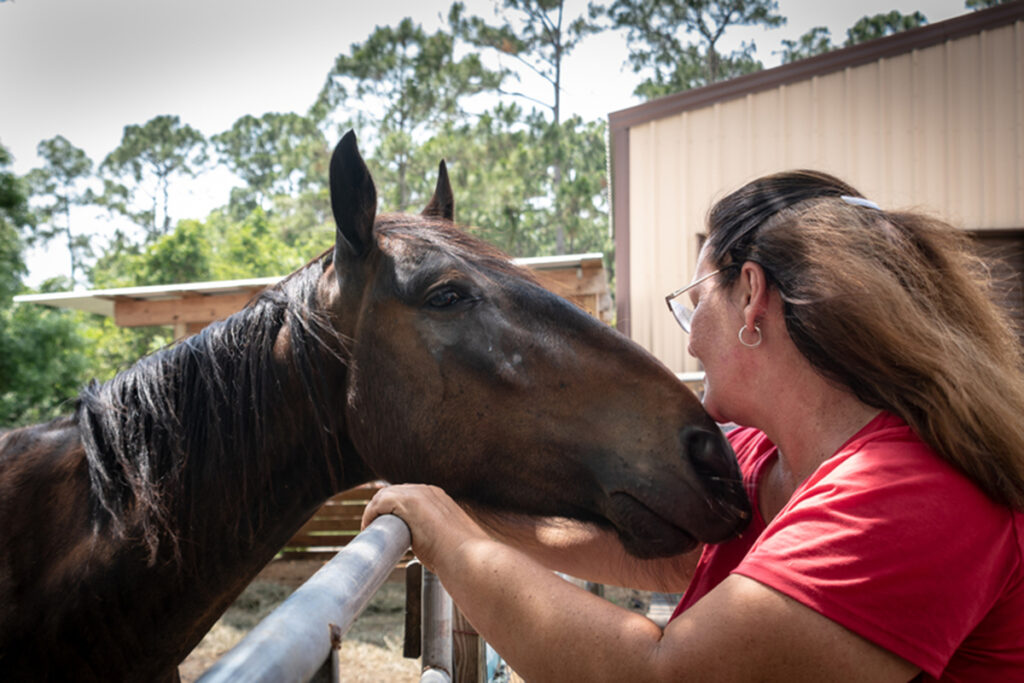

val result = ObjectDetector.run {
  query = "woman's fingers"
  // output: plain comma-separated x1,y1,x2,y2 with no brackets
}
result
362,484,486,570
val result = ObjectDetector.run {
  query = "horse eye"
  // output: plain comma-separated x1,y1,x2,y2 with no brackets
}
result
426,287,464,309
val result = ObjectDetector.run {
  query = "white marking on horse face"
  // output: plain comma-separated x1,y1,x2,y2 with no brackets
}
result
495,350,525,383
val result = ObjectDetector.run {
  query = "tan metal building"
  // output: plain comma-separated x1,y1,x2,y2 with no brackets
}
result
610,1,1024,374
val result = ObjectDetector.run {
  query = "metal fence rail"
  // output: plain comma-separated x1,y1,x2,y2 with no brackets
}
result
198,514,412,683
420,568,453,682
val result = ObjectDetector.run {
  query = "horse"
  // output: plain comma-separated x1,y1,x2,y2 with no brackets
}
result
0,131,750,681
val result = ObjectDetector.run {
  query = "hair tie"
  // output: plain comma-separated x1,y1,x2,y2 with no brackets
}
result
841,195,881,210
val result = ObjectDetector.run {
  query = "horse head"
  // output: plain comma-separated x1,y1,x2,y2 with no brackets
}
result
325,131,749,558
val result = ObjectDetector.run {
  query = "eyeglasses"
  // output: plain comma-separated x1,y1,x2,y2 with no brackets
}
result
665,267,727,333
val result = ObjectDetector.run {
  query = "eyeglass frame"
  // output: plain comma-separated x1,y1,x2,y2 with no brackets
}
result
664,265,735,333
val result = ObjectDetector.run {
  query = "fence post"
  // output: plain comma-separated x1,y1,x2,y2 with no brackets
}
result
452,606,486,683
197,514,411,683
421,568,453,682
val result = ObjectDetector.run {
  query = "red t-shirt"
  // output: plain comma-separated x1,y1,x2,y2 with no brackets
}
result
672,412,1024,680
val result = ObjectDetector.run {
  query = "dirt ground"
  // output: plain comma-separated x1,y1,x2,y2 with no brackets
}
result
178,559,656,682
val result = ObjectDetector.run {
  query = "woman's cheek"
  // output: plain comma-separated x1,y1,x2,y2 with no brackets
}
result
686,307,708,361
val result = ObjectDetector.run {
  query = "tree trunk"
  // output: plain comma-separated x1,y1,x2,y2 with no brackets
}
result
553,5,565,255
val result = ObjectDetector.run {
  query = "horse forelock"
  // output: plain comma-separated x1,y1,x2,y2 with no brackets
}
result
75,256,351,566
374,214,539,286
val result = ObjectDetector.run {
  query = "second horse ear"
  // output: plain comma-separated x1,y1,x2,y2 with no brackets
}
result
330,130,378,259
421,160,454,222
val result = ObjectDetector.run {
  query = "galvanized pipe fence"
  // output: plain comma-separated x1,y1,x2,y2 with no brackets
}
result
197,513,461,683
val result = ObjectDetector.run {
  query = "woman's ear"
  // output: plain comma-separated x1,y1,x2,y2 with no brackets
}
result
739,261,771,330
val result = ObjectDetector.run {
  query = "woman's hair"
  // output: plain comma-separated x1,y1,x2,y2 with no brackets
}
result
705,170,1024,510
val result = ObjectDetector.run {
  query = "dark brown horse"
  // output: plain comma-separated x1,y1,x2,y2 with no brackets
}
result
0,132,749,681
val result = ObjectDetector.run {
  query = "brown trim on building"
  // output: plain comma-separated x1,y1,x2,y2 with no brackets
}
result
612,126,631,335
607,0,1024,341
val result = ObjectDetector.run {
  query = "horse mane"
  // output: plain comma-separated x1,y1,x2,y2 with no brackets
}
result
75,252,349,564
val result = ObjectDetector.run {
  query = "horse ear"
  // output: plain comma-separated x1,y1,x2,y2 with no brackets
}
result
330,131,377,259
421,160,454,222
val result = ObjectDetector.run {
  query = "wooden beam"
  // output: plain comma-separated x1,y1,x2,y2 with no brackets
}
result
113,291,259,327
534,266,607,297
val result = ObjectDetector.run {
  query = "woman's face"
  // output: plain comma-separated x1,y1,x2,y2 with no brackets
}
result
686,251,747,424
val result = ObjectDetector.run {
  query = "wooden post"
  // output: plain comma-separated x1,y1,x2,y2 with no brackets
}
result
404,560,423,659
452,606,486,683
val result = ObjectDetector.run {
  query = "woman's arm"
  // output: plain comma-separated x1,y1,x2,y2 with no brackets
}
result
469,509,701,592
365,484,920,682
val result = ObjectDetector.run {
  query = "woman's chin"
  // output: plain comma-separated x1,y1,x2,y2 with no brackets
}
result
701,393,727,424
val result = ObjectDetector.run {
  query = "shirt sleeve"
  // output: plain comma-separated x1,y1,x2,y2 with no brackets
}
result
733,433,1017,678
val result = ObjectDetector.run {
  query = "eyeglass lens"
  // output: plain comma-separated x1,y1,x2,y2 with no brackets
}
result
668,298,695,333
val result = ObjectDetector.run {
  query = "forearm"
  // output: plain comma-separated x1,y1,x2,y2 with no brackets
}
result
472,511,701,592
435,535,670,682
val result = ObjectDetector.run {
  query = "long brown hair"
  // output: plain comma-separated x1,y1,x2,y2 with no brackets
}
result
705,170,1024,510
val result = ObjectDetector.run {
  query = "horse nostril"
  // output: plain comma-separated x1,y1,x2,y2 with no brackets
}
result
683,427,730,478
682,426,751,534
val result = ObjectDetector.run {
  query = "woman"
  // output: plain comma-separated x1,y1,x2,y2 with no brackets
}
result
364,170,1024,681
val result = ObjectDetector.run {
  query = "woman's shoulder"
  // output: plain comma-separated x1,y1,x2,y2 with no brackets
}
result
822,412,977,488
803,412,1017,531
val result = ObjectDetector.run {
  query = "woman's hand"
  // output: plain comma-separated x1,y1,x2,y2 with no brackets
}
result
361,484,489,572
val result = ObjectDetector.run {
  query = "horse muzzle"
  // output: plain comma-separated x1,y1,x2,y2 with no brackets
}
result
601,426,751,559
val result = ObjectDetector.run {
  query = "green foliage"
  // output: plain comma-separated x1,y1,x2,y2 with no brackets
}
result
551,116,610,255
24,135,95,285
101,115,208,238
0,220,23,304
0,142,91,428
631,42,762,99
137,219,214,284
77,316,172,385
449,0,602,120
606,0,784,99
426,103,609,258
428,104,547,255
312,17,504,213
269,187,335,256
966,0,1013,8
779,10,929,65
778,26,833,63
212,113,329,212
205,209,305,280
844,10,927,46
449,0,605,253
0,299,91,428
0,142,30,303
90,209,307,288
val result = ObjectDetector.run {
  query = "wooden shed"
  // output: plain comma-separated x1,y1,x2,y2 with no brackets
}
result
609,1,1024,374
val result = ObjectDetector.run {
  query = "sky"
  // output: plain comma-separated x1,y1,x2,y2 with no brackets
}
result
0,0,969,286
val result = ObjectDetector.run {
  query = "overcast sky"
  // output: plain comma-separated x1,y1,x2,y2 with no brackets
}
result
0,0,969,284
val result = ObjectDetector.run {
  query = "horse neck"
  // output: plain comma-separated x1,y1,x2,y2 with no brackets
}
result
75,288,375,581
55,296,375,675
162,303,372,564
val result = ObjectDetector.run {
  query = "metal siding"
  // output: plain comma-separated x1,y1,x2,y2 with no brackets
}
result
628,122,655,350
626,21,1024,372
916,45,949,214
984,26,1019,227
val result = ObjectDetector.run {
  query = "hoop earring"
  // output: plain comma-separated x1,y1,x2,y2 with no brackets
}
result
738,324,762,348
